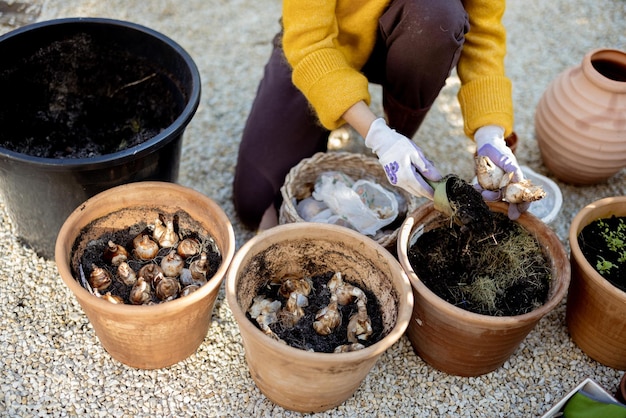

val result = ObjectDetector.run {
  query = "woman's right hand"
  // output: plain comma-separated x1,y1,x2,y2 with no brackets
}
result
365,118,443,199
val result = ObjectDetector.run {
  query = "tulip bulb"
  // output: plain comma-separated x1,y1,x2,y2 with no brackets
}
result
133,234,159,260
138,264,164,287
277,274,312,299
156,277,180,301
129,277,152,305
180,284,201,297
475,155,546,204
102,292,124,304
248,295,282,340
177,238,201,259
313,294,341,336
334,343,365,353
160,250,184,278
178,268,194,287
117,261,137,286
280,291,308,328
153,218,179,248
189,252,208,284
89,264,112,291
103,240,129,266
347,298,373,343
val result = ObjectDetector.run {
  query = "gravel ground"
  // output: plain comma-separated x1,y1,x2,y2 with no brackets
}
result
1,0,625,417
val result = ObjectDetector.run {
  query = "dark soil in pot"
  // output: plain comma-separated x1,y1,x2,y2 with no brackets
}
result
407,212,551,316
0,32,181,158
577,215,626,292
247,271,385,353
73,209,222,305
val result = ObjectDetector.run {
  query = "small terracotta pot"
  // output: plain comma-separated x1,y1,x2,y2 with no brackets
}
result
55,182,235,369
225,223,413,413
397,202,570,377
567,196,626,370
535,48,626,185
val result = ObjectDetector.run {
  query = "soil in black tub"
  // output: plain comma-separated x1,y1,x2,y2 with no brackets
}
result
0,32,181,158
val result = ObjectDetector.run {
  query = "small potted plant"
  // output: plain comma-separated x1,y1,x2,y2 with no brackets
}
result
567,196,626,370
55,182,235,369
225,222,413,413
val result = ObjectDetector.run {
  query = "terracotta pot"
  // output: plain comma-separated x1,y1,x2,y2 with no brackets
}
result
397,201,570,376
225,223,413,413
55,182,235,369
535,48,626,185
567,196,626,370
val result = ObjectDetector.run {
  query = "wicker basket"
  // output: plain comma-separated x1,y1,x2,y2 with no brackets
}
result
279,151,421,249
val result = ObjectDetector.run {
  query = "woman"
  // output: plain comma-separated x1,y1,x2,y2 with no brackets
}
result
233,0,527,230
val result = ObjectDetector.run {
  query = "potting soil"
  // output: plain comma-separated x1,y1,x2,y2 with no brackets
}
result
0,32,180,158
408,212,551,316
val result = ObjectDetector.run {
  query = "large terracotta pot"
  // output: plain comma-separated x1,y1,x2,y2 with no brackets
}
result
567,196,626,370
397,202,570,377
535,48,626,185
225,223,413,413
55,182,235,369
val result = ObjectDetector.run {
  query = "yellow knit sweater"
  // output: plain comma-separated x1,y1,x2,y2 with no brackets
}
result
282,0,513,138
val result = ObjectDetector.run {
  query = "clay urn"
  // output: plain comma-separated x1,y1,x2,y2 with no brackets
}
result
535,48,626,185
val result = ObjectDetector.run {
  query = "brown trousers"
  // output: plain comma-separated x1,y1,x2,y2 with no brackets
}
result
233,0,469,229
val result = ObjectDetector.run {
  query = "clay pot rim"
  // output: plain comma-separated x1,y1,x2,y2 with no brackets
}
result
398,201,570,326
55,181,236,315
225,222,414,361
0,17,202,167
568,196,626,301
583,48,626,93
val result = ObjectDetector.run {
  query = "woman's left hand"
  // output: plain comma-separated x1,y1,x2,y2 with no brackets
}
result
474,125,530,220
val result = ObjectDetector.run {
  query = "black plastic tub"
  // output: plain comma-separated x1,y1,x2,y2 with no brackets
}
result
0,18,201,258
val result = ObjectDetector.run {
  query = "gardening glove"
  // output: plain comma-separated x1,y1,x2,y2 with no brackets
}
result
365,118,443,200
474,125,530,220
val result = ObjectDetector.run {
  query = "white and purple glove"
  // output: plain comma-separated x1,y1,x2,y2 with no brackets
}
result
365,118,443,199
474,125,529,220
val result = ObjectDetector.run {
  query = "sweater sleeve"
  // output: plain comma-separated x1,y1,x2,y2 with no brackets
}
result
281,0,373,130
457,0,514,138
